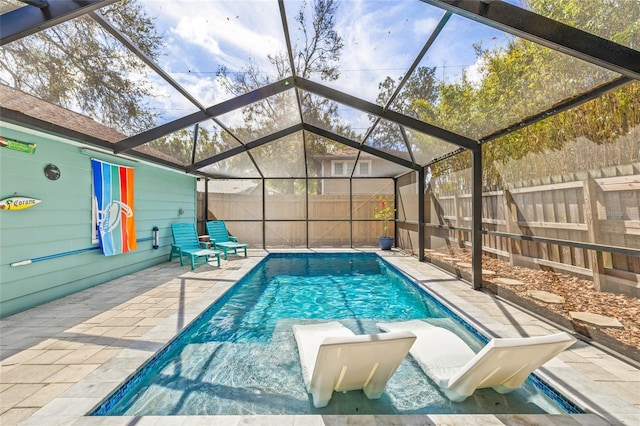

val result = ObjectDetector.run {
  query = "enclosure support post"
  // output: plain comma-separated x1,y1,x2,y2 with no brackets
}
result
349,178,354,249
393,177,398,250
203,178,209,234
583,175,605,291
418,168,425,261
305,178,309,249
262,182,266,250
472,147,483,290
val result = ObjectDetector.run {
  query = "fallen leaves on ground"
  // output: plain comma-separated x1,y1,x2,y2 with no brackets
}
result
421,248,639,353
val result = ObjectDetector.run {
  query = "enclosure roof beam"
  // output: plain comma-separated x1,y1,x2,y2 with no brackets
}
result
423,0,640,80
303,123,420,171
187,123,304,173
296,77,478,151
1,0,116,46
188,119,419,175
114,78,293,153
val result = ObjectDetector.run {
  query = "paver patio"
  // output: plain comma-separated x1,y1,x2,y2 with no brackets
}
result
1,250,638,425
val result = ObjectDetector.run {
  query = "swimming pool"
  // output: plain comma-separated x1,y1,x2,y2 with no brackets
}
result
91,252,581,416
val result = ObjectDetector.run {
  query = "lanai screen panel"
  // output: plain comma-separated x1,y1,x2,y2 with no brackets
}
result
201,178,263,247
352,179,394,247
303,132,345,178
251,131,306,178
205,179,264,221
265,178,306,220
215,89,300,144
309,221,350,248
140,127,196,166
403,127,460,165
283,0,444,106
482,81,640,273
390,13,621,141
198,152,261,179
300,90,372,142
423,152,472,254
0,12,201,138
366,118,407,152
358,155,411,179
192,120,245,164
97,0,291,107
308,179,350,220
396,172,420,254
507,0,640,51
352,179,394,220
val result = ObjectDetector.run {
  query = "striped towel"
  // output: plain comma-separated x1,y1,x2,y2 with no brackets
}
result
91,158,137,256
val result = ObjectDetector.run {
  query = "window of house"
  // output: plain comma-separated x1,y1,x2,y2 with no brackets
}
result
332,161,349,176
356,161,371,176
331,160,372,177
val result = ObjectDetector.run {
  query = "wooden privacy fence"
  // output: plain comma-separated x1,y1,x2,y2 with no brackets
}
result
199,165,639,296
430,165,640,296
197,193,392,247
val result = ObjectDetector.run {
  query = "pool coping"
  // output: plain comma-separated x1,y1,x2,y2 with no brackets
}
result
2,249,638,425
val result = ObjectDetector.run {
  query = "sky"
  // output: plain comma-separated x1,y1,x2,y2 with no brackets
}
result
4,0,630,145
117,0,512,133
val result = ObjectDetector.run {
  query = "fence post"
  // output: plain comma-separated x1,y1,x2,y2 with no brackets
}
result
503,188,518,266
453,192,464,248
583,175,605,291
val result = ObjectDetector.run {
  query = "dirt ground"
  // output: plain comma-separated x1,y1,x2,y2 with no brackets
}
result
419,248,640,361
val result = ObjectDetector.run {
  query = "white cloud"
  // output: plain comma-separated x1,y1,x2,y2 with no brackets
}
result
465,56,487,85
155,1,288,73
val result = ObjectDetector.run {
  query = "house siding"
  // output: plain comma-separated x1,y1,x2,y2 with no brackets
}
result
0,122,196,318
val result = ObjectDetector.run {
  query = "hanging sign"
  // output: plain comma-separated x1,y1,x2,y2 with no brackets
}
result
0,196,42,210
0,137,36,154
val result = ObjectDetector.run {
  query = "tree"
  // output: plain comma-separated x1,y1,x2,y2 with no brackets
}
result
426,0,640,188
0,0,163,135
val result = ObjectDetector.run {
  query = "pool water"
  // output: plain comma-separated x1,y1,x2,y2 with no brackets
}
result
92,253,580,416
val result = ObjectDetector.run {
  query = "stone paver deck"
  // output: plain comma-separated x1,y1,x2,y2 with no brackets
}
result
528,290,566,304
1,249,638,425
570,311,625,328
494,277,525,286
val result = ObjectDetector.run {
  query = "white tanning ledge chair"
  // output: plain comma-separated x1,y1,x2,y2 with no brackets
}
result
292,321,416,408
377,319,576,402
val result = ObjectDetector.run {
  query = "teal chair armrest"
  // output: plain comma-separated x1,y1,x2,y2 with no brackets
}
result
229,236,238,242
199,241,213,249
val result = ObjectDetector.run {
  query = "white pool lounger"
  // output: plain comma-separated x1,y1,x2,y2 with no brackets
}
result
292,321,416,408
377,319,576,402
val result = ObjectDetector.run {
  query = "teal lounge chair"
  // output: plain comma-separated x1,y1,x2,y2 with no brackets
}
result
205,220,248,259
170,223,222,270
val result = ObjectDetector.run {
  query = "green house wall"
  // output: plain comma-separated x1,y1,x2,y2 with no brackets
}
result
0,122,197,318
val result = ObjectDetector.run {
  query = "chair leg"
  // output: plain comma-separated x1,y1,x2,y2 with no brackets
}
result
169,246,180,262
190,254,196,270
